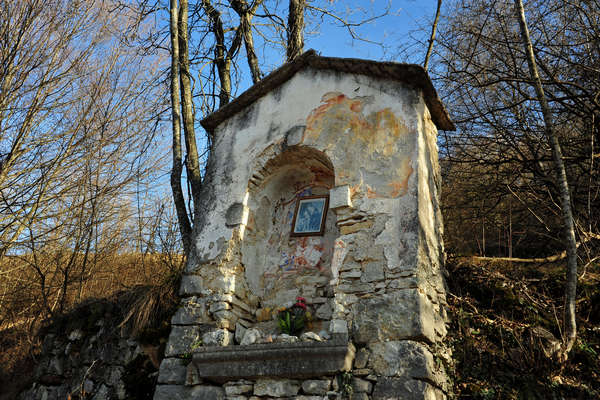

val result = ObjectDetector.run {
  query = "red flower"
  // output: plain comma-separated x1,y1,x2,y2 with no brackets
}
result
296,296,306,303
293,302,307,309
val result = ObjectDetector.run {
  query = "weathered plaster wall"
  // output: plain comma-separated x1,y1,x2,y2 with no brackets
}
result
155,67,449,400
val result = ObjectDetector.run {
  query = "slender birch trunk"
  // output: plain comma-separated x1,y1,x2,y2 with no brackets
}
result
514,0,578,360
169,0,192,255
423,0,442,71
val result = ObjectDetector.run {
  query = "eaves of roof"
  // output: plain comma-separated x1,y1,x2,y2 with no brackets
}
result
200,49,455,133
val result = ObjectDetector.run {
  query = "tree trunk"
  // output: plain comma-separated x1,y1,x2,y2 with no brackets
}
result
286,0,305,62
241,12,261,84
202,0,232,106
423,0,442,71
169,0,192,255
514,0,578,361
178,0,203,208
230,0,263,84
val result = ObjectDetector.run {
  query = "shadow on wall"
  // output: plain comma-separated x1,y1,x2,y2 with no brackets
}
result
242,146,338,318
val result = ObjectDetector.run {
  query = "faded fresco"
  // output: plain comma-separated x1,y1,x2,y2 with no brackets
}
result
303,92,415,199
241,91,416,309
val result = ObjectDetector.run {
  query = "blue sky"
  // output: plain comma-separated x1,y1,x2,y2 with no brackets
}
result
304,0,438,62
227,1,440,98
159,1,441,197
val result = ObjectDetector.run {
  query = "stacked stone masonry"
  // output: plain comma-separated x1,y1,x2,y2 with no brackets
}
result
155,54,453,400
19,307,160,400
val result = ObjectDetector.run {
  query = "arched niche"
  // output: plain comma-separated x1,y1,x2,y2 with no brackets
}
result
241,145,337,313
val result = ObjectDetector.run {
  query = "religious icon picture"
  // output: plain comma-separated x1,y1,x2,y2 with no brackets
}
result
290,195,329,237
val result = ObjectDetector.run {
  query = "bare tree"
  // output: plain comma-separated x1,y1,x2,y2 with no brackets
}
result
163,1,387,253
423,0,442,71
287,0,305,61
513,0,578,360
169,0,192,255
428,0,600,360
0,0,166,323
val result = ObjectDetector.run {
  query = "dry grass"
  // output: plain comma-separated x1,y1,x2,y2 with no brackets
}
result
0,251,183,400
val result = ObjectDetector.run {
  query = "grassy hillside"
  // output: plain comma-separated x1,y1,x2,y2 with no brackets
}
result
446,257,600,399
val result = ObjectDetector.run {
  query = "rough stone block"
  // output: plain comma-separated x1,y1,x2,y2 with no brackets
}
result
351,377,373,393
352,289,436,344
300,332,324,342
275,333,299,343
360,261,384,283
235,322,247,344
192,341,354,381
315,302,332,320
179,275,208,296
329,185,352,210
336,282,374,294
91,384,110,400
68,329,84,341
165,326,202,357
240,328,262,345
354,348,370,369
180,274,244,297
302,379,330,395
171,300,210,325
224,383,254,395
340,220,373,235
368,340,438,384
352,368,373,376
371,377,443,400
209,301,231,313
214,310,239,329
329,319,348,342
254,379,300,397
387,275,419,289
353,242,384,262
340,270,362,279
186,362,203,386
157,358,188,385
225,203,248,227
202,329,234,347
153,384,225,400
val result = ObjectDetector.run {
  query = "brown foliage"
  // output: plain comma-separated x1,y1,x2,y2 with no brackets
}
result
446,256,600,398
0,252,183,400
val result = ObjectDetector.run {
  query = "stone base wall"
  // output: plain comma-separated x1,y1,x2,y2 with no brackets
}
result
19,302,161,400
155,349,446,400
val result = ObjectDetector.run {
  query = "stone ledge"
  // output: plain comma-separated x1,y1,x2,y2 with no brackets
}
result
192,341,354,382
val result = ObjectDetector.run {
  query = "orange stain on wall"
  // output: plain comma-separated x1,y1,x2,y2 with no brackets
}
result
304,92,414,198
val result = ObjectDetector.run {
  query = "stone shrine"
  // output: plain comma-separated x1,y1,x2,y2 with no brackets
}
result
154,50,455,400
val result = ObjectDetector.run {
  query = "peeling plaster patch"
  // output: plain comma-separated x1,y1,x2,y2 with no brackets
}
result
225,203,246,227
330,238,348,285
283,125,305,147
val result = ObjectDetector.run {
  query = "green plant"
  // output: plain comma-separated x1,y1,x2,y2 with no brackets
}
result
277,297,308,335
190,338,203,351
577,340,598,358
479,387,496,399
337,371,353,398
